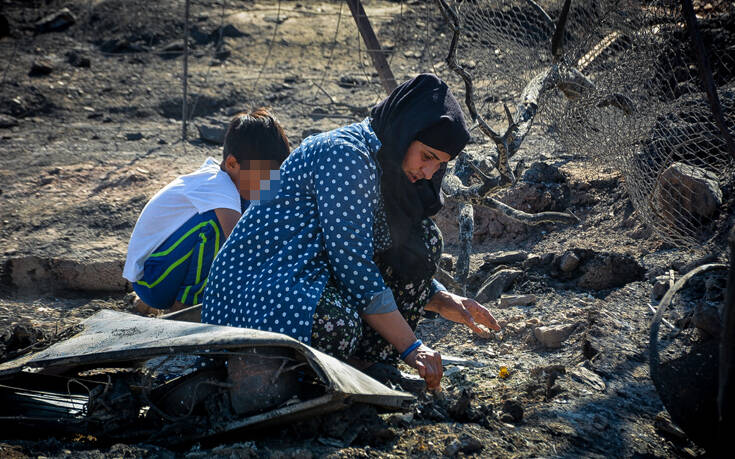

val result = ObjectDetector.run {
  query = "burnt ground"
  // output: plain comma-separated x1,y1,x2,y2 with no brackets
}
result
0,0,733,457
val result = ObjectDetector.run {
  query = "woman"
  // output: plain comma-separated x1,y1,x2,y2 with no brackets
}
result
202,74,499,390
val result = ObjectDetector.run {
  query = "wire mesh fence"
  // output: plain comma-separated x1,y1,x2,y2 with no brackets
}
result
1,0,733,247
416,0,735,248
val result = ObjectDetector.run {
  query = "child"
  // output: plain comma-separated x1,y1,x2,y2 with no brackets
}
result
123,108,289,314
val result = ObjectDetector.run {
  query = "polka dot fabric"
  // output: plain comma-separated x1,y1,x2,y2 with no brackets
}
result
201,119,388,344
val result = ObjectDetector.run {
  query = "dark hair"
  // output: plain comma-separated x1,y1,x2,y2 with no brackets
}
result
223,108,290,166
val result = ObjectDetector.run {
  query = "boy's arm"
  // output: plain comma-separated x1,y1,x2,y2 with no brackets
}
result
214,208,241,238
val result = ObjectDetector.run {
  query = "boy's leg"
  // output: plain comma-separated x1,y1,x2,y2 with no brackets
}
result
352,219,443,364
134,210,224,310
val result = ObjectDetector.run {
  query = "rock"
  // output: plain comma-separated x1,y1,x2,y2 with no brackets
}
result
522,161,565,183
445,439,461,456
6,256,128,293
459,434,483,454
0,13,10,38
66,49,90,68
218,23,249,38
475,268,522,303
337,75,367,88
558,251,580,272
214,44,231,61
654,162,722,221
651,273,672,300
197,122,226,145
654,411,688,441
481,250,528,268
300,128,321,140
569,366,606,391
160,40,185,57
125,132,143,141
439,253,454,271
498,294,537,308
0,114,18,128
534,324,576,348
264,15,289,24
29,59,54,76
692,302,722,336
577,252,645,290
499,399,523,423
35,8,76,34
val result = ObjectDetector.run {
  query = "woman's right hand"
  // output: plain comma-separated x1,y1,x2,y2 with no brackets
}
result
404,343,443,391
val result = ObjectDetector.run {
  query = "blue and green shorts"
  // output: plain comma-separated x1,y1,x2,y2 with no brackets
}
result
133,210,224,309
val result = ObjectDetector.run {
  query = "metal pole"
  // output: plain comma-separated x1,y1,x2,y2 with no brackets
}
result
680,0,735,162
182,0,190,141
346,0,397,94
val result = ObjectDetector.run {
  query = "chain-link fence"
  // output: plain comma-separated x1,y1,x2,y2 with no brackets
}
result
423,0,735,247
1,0,733,247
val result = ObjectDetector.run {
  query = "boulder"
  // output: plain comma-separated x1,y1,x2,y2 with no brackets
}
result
29,59,54,76
576,252,645,290
66,50,91,68
498,294,537,308
35,8,76,33
534,324,576,348
654,162,722,221
481,250,528,268
558,251,580,272
6,255,127,293
197,122,226,145
475,269,522,303
0,114,18,128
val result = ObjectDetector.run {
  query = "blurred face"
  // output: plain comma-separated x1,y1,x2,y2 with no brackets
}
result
401,140,452,183
224,156,280,200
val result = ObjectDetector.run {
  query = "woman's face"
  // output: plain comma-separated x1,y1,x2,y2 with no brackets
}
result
401,140,452,183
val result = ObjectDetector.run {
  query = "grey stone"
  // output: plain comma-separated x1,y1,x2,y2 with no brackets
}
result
125,132,143,141
692,302,722,336
0,114,18,128
654,162,722,220
460,434,483,454
533,324,576,348
445,439,461,456
35,8,76,33
219,23,249,38
498,294,537,308
439,253,454,271
577,252,645,290
651,274,671,300
66,49,90,68
522,161,565,183
475,268,522,303
558,251,580,272
29,59,54,76
197,122,226,145
481,250,528,267
499,399,523,423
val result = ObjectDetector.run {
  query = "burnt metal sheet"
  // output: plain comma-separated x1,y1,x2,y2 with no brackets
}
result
0,310,412,411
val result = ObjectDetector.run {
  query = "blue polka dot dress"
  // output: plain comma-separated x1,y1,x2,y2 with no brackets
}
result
201,119,391,344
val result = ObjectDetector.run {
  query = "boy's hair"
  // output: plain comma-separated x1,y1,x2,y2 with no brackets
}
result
223,108,289,165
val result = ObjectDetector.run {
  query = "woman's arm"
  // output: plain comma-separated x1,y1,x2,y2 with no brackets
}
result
425,290,501,338
362,310,443,390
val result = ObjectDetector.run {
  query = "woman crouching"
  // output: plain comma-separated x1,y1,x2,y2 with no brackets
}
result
202,74,500,390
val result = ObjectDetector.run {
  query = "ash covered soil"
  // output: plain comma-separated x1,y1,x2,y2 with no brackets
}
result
0,0,731,457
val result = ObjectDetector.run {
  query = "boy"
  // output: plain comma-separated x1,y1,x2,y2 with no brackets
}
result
123,108,289,314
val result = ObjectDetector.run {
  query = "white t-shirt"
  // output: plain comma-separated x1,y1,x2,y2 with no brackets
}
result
123,157,241,282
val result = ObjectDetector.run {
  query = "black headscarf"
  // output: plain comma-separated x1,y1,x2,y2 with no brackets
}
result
370,74,469,281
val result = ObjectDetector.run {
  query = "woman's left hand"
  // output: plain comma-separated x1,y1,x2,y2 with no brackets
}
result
425,291,501,338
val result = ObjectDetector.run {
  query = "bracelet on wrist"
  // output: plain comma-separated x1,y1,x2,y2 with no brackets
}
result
400,339,422,361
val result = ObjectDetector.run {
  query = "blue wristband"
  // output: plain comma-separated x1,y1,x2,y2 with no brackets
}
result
400,339,423,361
